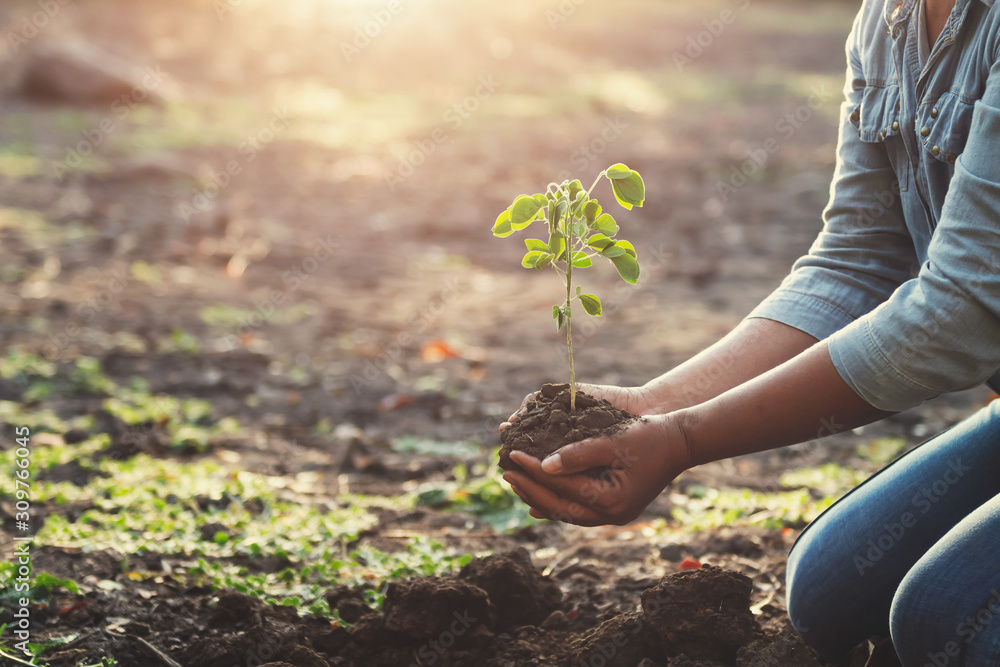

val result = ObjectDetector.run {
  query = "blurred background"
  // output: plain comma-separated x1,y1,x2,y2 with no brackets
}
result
0,0,993,663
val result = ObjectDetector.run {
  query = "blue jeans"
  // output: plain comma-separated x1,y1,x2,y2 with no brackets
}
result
787,400,1000,666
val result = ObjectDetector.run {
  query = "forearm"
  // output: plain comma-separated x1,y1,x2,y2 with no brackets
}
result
677,339,892,466
641,317,818,413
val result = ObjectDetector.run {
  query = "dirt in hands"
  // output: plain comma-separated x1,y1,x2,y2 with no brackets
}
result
498,383,638,473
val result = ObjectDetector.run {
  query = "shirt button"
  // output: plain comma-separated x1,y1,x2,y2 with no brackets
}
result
891,121,899,131
879,131,885,140
931,108,939,118
948,155,957,163
851,109,861,122
921,127,930,137
931,145,941,156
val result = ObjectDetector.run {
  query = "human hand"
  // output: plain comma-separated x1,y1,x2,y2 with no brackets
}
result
499,383,655,434
501,413,691,526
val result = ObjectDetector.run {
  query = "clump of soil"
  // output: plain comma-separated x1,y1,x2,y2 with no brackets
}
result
383,576,496,640
566,565,815,667
736,633,824,667
640,565,759,663
499,383,637,472
458,546,563,628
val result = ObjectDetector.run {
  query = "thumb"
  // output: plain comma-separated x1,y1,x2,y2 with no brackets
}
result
540,437,618,475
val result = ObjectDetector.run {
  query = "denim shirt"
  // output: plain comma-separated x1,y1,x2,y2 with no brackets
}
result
748,0,1000,411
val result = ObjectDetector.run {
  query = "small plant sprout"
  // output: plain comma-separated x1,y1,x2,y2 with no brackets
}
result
492,163,645,411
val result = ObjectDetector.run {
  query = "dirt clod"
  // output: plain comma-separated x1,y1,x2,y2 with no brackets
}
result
498,384,637,472
641,565,760,663
568,611,654,667
735,633,823,667
458,547,562,629
383,576,496,640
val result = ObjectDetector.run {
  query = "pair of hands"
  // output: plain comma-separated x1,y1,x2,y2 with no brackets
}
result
498,384,692,526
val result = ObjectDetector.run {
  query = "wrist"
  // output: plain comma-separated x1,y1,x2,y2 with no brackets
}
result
636,381,687,416
666,408,698,470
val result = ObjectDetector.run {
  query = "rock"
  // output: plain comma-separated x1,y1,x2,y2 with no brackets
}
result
13,39,165,106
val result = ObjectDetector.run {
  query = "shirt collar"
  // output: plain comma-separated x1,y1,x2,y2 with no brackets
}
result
890,0,991,36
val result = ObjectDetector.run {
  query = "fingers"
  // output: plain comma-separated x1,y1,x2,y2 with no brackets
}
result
505,471,610,527
511,451,623,502
505,453,627,521
533,437,620,475
503,391,539,427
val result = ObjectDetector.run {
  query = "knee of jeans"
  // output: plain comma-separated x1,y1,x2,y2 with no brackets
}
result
785,528,826,642
890,561,955,666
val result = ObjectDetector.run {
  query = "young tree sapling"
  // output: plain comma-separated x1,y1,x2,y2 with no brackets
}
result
492,163,646,412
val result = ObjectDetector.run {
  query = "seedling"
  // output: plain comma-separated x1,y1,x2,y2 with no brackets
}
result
492,163,645,411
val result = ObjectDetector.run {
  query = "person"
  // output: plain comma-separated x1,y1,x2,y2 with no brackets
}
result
499,0,1000,663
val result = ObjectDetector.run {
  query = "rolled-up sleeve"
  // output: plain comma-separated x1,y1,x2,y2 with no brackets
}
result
748,6,918,342
828,55,1000,412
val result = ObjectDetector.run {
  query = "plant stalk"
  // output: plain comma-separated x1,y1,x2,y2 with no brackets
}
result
565,206,576,412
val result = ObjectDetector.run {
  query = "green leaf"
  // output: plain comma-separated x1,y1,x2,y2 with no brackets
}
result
567,179,584,201
611,171,645,210
33,573,80,597
601,244,626,258
615,240,637,258
610,253,640,284
556,308,566,331
549,233,566,260
594,213,618,236
532,193,549,207
583,200,602,223
524,239,549,252
571,251,592,268
492,208,513,237
552,305,561,319
586,233,613,250
572,219,587,238
606,163,632,180
521,250,553,269
580,294,602,316
510,195,544,230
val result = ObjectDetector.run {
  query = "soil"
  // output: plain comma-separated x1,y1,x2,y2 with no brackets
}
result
0,0,994,665
498,383,638,473
36,550,826,667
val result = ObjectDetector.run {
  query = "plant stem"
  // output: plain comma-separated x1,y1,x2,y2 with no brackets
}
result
0,648,38,666
565,206,576,412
